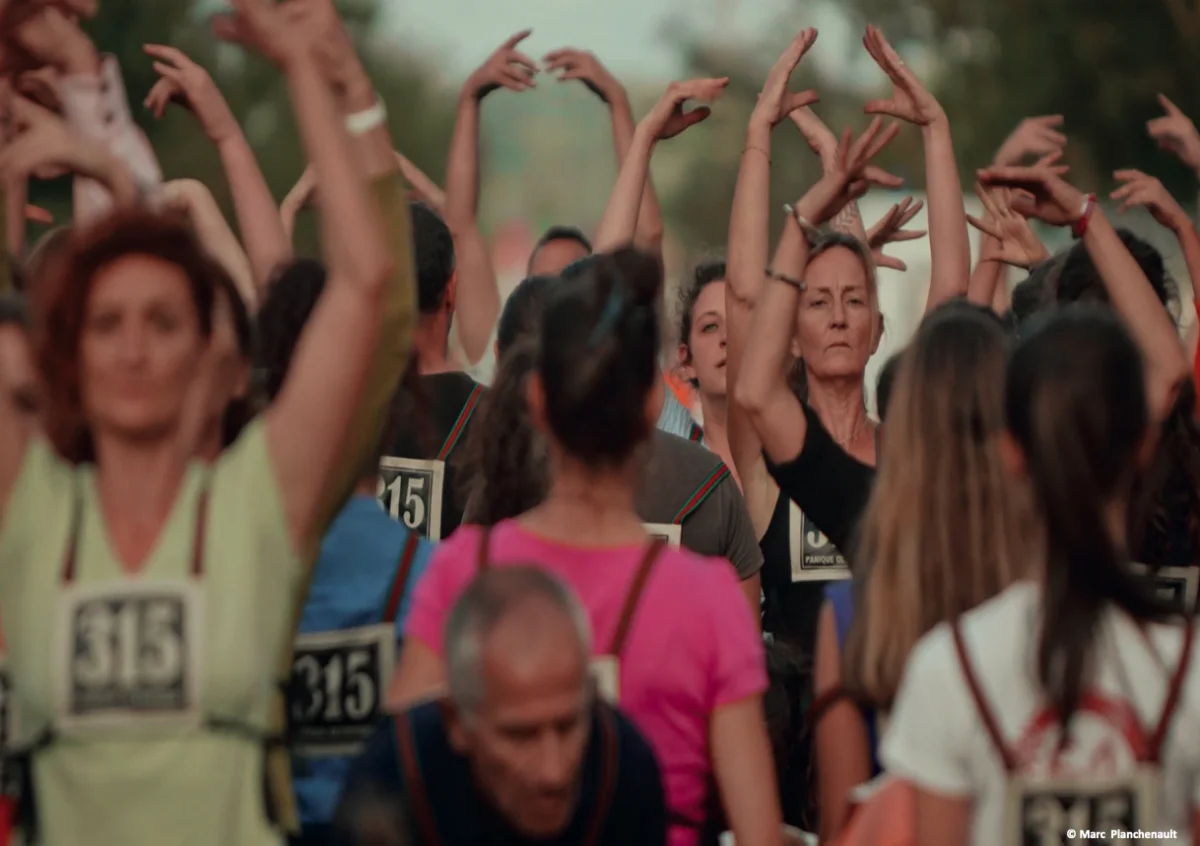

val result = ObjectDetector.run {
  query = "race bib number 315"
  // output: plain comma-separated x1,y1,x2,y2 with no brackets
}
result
377,457,446,540
290,625,395,757
56,581,203,731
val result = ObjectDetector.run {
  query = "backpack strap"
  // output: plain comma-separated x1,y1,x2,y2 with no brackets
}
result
609,539,666,657
394,713,443,846
383,533,422,623
1147,616,1197,764
579,702,620,846
436,384,484,461
951,619,1017,772
671,464,731,525
476,527,491,573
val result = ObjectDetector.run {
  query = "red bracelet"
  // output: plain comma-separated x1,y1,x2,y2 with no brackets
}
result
1071,193,1096,239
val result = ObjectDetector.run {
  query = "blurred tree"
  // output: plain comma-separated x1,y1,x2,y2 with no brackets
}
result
27,0,457,256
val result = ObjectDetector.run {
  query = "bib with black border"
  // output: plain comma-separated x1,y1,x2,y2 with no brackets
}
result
289,533,422,757
377,385,482,540
788,502,850,582
53,487,209,735
1129,563,1199,616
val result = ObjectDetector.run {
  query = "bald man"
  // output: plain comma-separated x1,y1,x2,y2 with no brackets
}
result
332,567,667,846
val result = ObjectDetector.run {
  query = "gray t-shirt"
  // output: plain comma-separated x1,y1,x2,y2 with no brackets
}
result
636,430,764,580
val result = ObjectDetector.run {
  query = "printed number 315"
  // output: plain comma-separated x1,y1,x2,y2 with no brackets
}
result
382,475,425,530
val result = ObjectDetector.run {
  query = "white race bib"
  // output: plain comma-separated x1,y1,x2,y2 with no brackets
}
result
290,624,396,757
55,580,204,733
1129,563,1199,615
642,523,681,548
1003,770,1158,846
590,656,620,704
378,457,446,540
788,502,850,582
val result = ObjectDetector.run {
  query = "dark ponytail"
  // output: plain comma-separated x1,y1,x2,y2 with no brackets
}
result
542,248,663,467
1006,306,1173,733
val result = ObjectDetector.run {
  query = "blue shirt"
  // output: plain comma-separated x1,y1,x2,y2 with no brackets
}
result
291,494,436,829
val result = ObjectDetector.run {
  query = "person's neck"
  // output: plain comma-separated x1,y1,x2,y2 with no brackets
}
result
198,421,221,465
806,375,869,449
92,432,190,530
525,455,644,545
698,392,732,456
414,316,453,375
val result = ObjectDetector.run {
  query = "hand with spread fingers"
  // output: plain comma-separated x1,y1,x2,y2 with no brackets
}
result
752,28,820,130
793,116,902,225
862,25,944,127
211,0,312,68
1147,94,1200,174
867,196,925,270
464,30,538,102
639,77,729,141
1111,169,1191,233
143,45,240,145
542,47,623,105
994,115,1067,166
977,159,1085,228
790,106,903,189
966,184,1049,269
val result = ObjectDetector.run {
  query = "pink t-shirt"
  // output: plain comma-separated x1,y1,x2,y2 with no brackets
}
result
405,520,767,846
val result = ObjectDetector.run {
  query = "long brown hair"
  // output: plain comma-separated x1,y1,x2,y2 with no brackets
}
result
845,301,1029,709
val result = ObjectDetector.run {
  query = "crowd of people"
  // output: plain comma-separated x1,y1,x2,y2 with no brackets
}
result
0,1,1199,844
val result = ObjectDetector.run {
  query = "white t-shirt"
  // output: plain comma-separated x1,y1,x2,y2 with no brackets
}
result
881,581,1200,846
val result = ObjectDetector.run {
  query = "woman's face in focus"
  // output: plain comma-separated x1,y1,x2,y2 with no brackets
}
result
793,246,880,381
0,323,39,427
678,280,727,400
79,254,207,443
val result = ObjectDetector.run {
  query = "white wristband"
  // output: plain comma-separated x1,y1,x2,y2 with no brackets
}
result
344,97,386,136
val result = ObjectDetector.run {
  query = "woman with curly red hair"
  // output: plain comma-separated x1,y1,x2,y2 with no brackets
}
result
0,2,416,845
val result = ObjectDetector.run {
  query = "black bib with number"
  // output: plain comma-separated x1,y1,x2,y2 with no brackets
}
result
789,503,850,582
1006,773,1155,846
377,457,445,540
289,626,392,757
289,533,420,758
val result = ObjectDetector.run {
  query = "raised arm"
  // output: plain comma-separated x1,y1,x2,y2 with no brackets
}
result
545,47,665,254
1111,168,1200,342
10,6,161,224
726,29,818,537
144,44,290,299
438,33,535,364
737,118,897,464
593,77,728,252
159,178,256,305
215,0,413,552
981,164,1189,422
863,26,968,312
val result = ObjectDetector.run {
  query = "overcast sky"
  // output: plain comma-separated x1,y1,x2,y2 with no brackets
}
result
378,0,860,83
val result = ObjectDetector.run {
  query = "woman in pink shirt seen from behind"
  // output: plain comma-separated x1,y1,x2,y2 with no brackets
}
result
390,248,780,846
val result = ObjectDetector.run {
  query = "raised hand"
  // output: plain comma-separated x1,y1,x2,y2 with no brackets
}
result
24,204,52,224
862,25,943,127
143,45,240,145
977,160,1085,228
5,3,97,75
1147,94,1200,173
639,78,729,141
752,28,819,128
867,196,925,270
994,115,1066,166
14,66,59,112
542,48,621,104
211,0,311,68
0,94,106,181
966,184,1049,269
464,30,538,101
793,116,901,225
1111,169,1190,232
